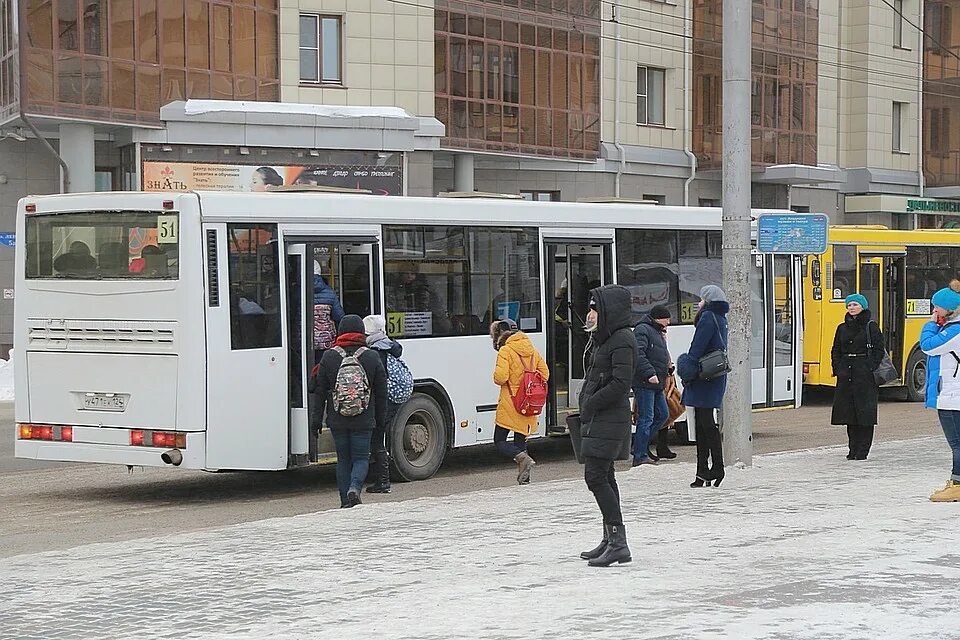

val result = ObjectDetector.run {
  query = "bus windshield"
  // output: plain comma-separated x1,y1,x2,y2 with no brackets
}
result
25,211,179,280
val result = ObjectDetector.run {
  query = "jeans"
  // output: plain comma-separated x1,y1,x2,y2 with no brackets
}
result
332,428,372,504
632,387,668,462
584,456,623,526
694,407,724,480
938,410,960,481
494,425,527,458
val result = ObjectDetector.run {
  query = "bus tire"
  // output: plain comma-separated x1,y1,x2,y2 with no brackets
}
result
389,393,448,482
905,348,926,403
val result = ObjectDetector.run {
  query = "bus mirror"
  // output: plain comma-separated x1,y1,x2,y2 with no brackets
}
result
811,258,821,286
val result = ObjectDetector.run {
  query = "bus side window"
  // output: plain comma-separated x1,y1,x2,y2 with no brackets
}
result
227,224,282,350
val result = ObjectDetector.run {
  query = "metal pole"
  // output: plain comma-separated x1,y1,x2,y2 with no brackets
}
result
721,0,752,467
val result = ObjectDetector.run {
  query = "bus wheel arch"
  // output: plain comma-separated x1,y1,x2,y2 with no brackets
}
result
905,346,926,403
389,382,451,482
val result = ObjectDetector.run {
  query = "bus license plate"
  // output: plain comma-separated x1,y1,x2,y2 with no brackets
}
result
81,394,127,412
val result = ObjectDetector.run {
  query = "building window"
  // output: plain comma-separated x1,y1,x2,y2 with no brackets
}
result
299,14,341,84
893,101,906,152
642,194,666,205
521,190,560,201
894,0,904,47
637,66,666,126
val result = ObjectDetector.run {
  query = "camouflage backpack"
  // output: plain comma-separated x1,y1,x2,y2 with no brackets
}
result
331,346,371,417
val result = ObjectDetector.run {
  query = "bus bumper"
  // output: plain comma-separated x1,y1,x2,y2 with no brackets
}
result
14,434,206,469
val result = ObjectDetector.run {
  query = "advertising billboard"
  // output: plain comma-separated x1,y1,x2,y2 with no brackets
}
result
142,162,402,195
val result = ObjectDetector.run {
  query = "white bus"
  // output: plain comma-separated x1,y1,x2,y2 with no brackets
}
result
14,191,803,479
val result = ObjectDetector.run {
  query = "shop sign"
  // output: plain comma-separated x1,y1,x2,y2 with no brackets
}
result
905,199,960,214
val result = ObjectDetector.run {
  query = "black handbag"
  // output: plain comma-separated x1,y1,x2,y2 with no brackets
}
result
866,321,899,386
698,314,731,381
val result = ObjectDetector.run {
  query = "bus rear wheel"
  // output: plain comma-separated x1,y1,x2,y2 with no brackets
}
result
905,349,926,402
389,394,448,482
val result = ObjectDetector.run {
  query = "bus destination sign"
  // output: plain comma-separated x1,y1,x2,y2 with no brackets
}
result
756,213,829,254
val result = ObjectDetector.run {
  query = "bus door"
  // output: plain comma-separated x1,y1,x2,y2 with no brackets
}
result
860,252,906,375
283,235,380,463
204,223,289,471
752,254,804,407
543,240,612,429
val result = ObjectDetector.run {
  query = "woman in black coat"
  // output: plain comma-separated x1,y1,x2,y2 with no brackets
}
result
831,294,885,460
577,284,637,568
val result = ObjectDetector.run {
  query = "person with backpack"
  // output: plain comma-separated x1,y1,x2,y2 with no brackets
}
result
312,314,387,508
313,261,345,361
491,318,549,485
363,315,413,494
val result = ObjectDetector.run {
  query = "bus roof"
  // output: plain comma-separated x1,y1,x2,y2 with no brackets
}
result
20,191,795,232
828,225,960,245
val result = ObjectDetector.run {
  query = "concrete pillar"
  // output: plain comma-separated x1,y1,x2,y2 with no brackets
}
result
59,123,95,193
454,153,475,192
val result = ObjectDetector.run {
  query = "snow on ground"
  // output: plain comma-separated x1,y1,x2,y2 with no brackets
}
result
1,437,958,639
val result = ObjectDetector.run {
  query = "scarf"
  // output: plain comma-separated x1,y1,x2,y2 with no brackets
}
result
334,332,367,348
366,330,388,345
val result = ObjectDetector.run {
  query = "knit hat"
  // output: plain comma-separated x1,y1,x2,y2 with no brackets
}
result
844,293,869,310
931,280,960,312
339,314,365,335
700,285,728,304
363,314,386,335
649,305,671,320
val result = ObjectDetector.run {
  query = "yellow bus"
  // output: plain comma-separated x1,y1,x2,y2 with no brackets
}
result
803,226,960,401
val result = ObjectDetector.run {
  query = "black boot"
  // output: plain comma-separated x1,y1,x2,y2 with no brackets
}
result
588,524,631,567
366,451,391,493
656,430,677,459
580,524,608,560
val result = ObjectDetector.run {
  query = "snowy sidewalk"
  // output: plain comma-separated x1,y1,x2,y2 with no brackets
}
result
2,437,959,640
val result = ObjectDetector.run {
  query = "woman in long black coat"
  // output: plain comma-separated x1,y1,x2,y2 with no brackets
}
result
831,293,885,460
577,284,636,568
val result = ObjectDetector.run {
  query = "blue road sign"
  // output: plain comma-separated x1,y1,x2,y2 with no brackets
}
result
756,213,828,254
0,233,14,248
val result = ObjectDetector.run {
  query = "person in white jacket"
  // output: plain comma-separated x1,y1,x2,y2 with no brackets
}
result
920,279,960,502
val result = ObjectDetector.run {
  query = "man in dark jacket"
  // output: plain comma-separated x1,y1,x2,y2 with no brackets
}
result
313,314,387,508
578,284,636,568
632,305,672,466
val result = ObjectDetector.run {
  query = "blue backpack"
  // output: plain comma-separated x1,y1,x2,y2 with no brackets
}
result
386,354,414,404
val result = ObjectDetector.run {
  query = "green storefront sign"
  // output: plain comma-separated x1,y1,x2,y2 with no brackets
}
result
905,199,960,213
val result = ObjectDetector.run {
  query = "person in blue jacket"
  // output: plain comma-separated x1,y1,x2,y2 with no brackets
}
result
314,261,345,323
920,279,960,503
677,285,729,488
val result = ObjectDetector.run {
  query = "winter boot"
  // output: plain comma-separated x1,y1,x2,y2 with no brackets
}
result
930,480,960,502
515,451,536,485
580,524,609,560
588,524,631,567
366,451,392,494
656,430,677,459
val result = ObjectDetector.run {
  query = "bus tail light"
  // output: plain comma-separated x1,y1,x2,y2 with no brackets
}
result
24,203,36,213
803,364,810,375
129,430,185,448
18,424,69,441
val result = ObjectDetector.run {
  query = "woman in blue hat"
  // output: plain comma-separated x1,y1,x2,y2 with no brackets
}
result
830,293,886,459
920,279,960,502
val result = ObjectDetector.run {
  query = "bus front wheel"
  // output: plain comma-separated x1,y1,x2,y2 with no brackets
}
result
389,394,448,482
905,349,926,403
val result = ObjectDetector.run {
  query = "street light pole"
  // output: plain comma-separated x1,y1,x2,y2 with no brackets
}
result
721,0,753,467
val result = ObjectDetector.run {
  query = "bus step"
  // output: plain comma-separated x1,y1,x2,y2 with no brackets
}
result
547,425,569,436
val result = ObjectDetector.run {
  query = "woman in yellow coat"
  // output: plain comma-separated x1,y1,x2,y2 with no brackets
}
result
491,319,550,484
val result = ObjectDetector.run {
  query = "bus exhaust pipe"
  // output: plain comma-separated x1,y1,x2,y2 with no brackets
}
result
161,449,183,466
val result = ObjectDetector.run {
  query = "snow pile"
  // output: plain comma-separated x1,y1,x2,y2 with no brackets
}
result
0,351,13,402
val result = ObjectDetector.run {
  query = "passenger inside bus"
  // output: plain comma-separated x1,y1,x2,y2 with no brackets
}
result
53,241,97,276
97,242,128,275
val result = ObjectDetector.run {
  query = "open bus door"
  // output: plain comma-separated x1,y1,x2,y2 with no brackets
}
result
204,223,289,470
859,252,907,381
283,234,379,464
543,238,613,431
